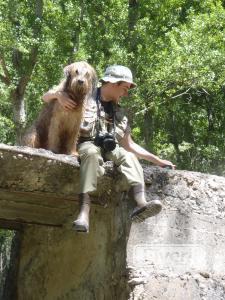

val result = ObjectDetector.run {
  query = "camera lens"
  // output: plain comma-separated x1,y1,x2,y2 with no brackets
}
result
94,132,116,151
103,136,116,151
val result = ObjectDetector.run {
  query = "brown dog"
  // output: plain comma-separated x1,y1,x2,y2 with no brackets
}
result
22,61,97,154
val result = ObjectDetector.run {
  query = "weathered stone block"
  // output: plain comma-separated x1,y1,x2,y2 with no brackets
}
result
1,144,225,300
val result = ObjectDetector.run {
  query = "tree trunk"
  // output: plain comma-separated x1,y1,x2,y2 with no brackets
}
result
128,0,139,48
128,0,139,73
66,0,84,64
143,109,154,149
11,0,43,144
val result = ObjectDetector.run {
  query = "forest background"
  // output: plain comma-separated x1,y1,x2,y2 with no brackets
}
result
0,0,225,294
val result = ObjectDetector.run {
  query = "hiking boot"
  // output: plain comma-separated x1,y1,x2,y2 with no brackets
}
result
130,184,162,222
73,193,90,233
131,199,162,222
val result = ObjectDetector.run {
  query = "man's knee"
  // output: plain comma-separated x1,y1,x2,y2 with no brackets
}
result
84,146,100,157
125,150,138,161
79,144,102,164
115,147,139,164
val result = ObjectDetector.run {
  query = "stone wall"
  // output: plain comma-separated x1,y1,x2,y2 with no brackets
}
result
17,203,129,300
1,144,225,300
127,167,225,300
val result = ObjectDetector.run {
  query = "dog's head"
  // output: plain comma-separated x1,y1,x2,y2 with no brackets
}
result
63,61,97,101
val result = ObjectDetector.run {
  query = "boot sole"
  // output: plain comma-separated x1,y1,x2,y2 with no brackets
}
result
131,201,162,223
72,222,89,233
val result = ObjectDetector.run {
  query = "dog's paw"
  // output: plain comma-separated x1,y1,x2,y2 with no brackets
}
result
70,150,79,157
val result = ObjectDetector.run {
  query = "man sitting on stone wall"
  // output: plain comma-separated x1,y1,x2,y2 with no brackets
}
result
42,65,175,233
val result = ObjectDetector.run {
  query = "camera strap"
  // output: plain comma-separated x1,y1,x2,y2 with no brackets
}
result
95,88,102,135
95,88,116,136
111,106,116,136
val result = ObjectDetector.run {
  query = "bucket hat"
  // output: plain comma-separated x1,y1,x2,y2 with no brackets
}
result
100,65,136,88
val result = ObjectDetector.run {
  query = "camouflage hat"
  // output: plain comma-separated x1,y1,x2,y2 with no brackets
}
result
100,65,136,88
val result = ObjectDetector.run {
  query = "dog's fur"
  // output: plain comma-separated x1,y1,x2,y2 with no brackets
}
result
22,61,97,154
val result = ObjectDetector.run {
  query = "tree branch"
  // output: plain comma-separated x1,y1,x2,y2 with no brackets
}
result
13,0,43,95
0,74,10,85
202,88,210,95
171,88,191,99
11,0,44,143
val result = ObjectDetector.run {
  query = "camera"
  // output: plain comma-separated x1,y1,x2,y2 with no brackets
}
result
94,132,116,152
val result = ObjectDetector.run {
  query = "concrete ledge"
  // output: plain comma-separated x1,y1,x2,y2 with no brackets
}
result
1,143,225,299
0,144,118,228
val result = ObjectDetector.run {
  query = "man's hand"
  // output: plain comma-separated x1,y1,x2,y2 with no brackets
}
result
120,133,176,169
158,159,176,170
42,90,78,111
57,92,78,111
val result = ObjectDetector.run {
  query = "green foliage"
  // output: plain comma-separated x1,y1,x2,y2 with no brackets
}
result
0,0,224,174
1,1,224,293
0,116,15,144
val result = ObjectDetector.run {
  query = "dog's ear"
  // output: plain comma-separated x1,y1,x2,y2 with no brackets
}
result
63,63,74,78
63,64,74,90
